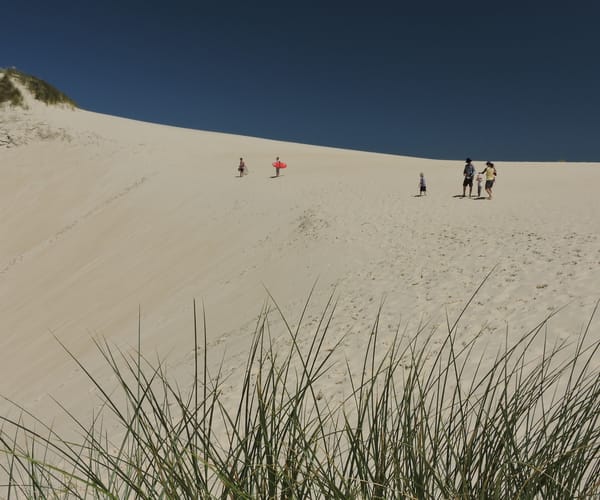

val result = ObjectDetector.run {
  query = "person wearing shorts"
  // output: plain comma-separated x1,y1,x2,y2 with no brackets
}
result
462,158,475,197
238,157,247,177
481,161,497,199
419,172,427,195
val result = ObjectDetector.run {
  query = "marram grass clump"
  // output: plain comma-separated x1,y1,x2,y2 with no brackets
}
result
1,291,599,499
0,73,24,107
0,68,77,107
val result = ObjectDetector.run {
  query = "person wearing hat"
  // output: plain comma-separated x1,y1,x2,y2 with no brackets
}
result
480,161,497,200
462,158,475,197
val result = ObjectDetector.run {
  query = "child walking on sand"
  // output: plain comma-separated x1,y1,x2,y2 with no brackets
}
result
475,172,483,197
418,172,427,196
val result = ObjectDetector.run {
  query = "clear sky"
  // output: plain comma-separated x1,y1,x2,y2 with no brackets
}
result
2,1,599,161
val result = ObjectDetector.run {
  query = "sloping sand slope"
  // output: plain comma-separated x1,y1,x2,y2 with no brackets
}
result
1,103,599,434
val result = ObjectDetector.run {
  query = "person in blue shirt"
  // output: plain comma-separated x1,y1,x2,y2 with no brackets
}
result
462,158,475,197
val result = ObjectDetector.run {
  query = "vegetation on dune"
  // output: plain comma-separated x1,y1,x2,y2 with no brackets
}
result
0,67,77,107
0,73,23,107
1,284,599,498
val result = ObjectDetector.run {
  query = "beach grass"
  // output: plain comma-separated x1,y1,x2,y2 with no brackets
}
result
0,68,76,107
0,73,24,107
1,288,599,498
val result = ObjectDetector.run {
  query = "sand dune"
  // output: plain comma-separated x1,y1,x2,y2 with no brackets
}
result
1,101,599,437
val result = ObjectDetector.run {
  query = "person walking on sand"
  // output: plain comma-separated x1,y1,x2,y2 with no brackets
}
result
238,157,247,177
418,172,427,196
481,161,497,199
462,158,475,197
475,171,483,197
273,156,283,177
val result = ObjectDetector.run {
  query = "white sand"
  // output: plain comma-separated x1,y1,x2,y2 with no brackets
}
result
1,96,599,438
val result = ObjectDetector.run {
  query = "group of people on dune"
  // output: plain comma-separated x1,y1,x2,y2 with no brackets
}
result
237,156,497,200
237,156,286,178
461,158,497,199
418,158,497,200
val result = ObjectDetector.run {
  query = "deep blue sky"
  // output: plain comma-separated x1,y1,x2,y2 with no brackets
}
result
2,1,600,161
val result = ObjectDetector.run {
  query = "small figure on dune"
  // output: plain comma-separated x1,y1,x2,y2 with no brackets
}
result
238,157,248,177
272,156,287,177
418,172,427,196
462,158,475,197
475,172,483,198
481,161,497,199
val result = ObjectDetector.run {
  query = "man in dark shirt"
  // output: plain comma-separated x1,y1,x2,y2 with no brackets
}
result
462,158,475,197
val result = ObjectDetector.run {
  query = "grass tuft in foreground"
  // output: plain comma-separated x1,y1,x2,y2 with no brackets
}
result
1,291,599,498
